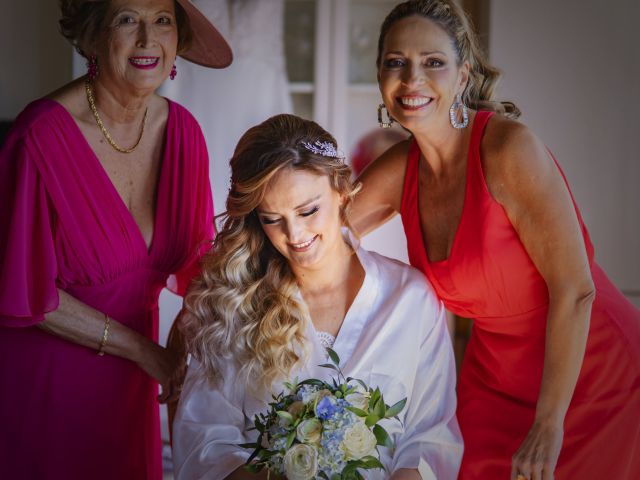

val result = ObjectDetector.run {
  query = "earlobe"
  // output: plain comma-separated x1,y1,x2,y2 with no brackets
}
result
458,62,471,93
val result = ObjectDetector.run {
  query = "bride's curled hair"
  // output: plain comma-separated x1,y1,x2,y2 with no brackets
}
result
181,114,359,392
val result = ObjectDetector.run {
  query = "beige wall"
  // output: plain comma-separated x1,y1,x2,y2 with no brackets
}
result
0,1,72,119
490,0,640,306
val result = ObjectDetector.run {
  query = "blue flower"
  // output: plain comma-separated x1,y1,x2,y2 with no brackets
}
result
316,396,339,420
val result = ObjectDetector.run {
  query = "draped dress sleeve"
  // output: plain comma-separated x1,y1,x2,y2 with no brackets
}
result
0,103,60,326
164,102,215,297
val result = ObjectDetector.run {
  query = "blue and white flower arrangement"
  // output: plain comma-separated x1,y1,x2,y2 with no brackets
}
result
240,348,406,480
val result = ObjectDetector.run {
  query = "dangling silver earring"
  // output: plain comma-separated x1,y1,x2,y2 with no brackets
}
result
378,103,394,128
449,94,469,129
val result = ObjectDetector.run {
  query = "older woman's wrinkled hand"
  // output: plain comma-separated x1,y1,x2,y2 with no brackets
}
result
136,334,187,404
156,345,187,404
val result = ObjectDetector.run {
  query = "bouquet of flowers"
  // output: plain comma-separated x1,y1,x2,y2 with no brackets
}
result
240,348,406,480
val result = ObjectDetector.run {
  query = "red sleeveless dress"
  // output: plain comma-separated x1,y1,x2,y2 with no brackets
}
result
400,110,640,479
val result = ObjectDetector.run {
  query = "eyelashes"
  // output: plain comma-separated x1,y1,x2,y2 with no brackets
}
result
383,58,405,68
382,57,447,69
113,14,174,27
301,206,319,217
259,206,320,225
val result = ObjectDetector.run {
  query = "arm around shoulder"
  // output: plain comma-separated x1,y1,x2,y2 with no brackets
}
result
350,139,410,236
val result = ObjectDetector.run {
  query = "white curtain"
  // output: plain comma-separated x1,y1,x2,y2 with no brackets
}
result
160,0,292,210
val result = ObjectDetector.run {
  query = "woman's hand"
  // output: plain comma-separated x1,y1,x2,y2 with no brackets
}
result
137,339,187,403
511,418,563,480
157,344,187,404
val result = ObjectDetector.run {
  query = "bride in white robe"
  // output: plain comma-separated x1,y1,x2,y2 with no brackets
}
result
171,114,462,480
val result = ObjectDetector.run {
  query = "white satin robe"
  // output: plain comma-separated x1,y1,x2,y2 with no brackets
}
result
172,247,463,479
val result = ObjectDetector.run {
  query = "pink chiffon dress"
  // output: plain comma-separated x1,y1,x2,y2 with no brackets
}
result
0,98,214,479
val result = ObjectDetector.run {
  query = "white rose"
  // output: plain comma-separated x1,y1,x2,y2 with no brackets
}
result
345,392,369,411
341,422,378,460
283,444,319,480
296,418,322,445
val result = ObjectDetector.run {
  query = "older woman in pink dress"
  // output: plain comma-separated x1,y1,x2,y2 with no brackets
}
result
0,1,232,478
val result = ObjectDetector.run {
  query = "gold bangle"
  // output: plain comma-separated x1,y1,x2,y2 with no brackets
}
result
97,314,111,356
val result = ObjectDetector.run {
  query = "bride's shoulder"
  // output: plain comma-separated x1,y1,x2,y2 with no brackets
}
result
360,248,437,299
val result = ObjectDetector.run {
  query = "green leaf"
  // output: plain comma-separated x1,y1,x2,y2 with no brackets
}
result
373,397,386,418
373,424,394,449
255,449,278,462
237,442,258,449
243,463,264,473
276,411,294,423
286,430,296,448
319,365,338,373
345,406,368,417
355,379,368,391
246,446,261,464
341,463,366,480
299,378,326,386
326,347,340,366
365,414,380,427
385,398,407,418
253,417,264,433
359,455,385,469
369,388,381,408
341,462,358,477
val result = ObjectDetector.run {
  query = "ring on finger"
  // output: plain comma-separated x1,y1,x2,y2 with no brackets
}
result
516,475,528,480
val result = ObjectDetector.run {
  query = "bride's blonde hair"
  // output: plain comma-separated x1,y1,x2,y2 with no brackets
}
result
181,114,359,391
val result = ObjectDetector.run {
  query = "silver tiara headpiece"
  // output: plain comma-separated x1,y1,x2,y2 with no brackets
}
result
301,140,345,161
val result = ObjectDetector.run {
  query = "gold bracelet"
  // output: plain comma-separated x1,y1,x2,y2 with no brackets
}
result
97,314,111,356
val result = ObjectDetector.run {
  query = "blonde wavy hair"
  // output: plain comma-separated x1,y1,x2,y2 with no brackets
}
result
377,0,520,118
181,114,360,392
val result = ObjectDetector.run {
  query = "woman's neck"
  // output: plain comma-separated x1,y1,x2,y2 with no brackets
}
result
90,76,152,125
411,110,476,178
293,237,357,297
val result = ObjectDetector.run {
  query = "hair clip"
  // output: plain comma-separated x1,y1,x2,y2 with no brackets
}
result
301,140,345,161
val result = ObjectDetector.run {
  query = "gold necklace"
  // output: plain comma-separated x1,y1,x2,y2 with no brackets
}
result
85,79,148,154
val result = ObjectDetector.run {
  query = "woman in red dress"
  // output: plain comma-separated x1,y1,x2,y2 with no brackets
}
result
350,1,640,479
